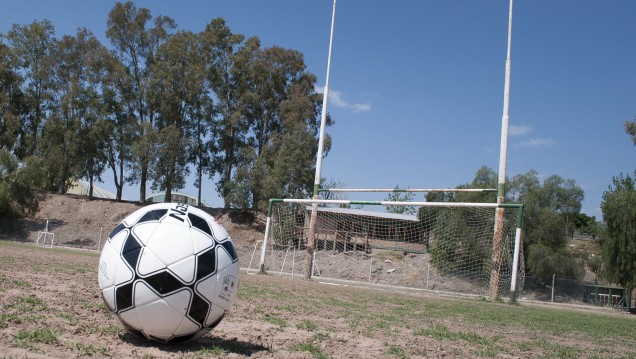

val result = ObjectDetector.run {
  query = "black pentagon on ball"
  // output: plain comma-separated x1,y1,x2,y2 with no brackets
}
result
143,271,188,295
109,222,127,239
115,282,134,311
188,213,212,237
121,232,143,270
195,247,217,281
219,240,239,262
188,293,210,325
137,208,168,223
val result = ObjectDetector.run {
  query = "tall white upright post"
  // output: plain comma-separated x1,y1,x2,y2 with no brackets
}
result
490,0,514,300
306,0,337,279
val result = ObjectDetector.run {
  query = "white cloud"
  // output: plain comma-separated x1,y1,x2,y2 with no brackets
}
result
513,138,555,149
315,86,371,113
351,102,371,112
509,125,533,136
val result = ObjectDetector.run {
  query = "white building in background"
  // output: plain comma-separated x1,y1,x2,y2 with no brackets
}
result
146,192,210,207
66,180,116,200
66,180,209,207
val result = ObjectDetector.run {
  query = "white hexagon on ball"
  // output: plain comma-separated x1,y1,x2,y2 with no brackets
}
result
97,203,240,343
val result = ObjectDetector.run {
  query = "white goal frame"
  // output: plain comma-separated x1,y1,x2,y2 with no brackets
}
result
259,198,524,300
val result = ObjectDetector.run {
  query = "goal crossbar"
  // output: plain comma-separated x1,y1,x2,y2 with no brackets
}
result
319,188,497,193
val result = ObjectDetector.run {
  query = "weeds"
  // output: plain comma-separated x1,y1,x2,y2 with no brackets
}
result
297,319,318,331
291,342,331,359
13,328,59,348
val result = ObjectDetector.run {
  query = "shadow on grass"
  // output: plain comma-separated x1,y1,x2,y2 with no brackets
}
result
120,331,271,356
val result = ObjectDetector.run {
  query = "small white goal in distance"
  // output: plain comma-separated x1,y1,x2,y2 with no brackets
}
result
257,198,524,300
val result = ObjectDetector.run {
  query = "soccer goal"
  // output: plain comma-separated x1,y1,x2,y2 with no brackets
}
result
254,198,524,300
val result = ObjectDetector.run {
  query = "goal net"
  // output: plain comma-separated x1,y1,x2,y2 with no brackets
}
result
251,198,524,299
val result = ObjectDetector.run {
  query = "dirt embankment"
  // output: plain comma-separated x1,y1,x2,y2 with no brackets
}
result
2,193,266,250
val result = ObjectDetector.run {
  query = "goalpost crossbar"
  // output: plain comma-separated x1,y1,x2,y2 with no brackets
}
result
319,188,497,193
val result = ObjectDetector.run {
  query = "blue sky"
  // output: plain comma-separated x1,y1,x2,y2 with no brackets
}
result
2,1,635,218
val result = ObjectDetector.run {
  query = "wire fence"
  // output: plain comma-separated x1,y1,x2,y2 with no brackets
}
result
521,275,632,310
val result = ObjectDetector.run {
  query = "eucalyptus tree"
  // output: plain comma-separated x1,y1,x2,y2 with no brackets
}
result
101,50,135,201
6,19,55,158
76,35,113,198
147,30,208,202
0,41,24,151
200,18,254,208
106,1,175,202
244,56,331,211
42,28,109,194
244,47,331,211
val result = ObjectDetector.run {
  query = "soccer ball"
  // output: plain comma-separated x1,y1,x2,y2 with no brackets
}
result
98,203,239,343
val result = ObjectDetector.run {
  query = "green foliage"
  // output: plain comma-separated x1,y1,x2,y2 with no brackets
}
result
296,319,318,331
107,1,176,202
6,19,56,158
527,244,584,282
573,212,602,238
587,255,603,280
0,149,44,218
454,166,498,203
601,172,636,288
507,169,585,278
425,166,586,281
13,328,59,348
273,216,297,248
1,3,330,210
427,207,493,276
384,186,417,215
291,342,331,359
625,119,636,146
0,42,23,152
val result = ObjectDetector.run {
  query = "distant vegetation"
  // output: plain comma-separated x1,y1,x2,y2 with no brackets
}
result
425,166,603,284
0,1,332,214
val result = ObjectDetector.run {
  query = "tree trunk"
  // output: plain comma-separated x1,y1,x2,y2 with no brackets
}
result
59,148,69,194
88,173,94,199
140,163,147,203
197,162,202,207
165,183,172,203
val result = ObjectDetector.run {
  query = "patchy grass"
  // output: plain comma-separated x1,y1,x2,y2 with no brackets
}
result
2,240,636,359
291,342,331,359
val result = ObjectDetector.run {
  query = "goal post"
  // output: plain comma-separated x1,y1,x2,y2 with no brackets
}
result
258,198,524,300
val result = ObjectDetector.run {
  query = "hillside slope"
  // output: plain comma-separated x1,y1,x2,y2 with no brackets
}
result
4,193,265,250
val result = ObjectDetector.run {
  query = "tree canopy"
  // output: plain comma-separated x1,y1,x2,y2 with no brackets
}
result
0,1,332,213
424,166,586,283
601,172,636,288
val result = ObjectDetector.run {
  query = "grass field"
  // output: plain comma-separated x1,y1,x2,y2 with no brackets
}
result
1,240,635,358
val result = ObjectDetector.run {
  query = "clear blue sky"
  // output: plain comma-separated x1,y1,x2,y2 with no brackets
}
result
2,1,635,218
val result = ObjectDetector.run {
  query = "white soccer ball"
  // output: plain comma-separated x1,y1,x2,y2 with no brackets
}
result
98,203,239,343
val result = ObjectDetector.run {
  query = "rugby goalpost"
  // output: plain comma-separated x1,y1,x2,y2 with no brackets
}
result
274,0,518,300
257,194,524,300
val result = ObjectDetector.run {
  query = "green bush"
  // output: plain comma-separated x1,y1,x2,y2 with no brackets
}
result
0,149,44,219
527,244,584,283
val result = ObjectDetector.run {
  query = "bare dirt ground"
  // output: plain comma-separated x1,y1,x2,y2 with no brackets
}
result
1,193,635,358
2,241,636,359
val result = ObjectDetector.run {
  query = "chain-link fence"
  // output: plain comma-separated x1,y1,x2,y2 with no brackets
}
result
521,275,631,311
